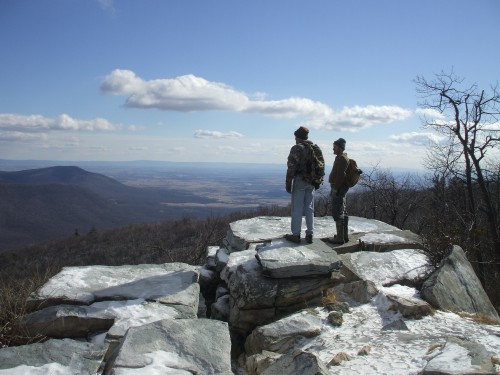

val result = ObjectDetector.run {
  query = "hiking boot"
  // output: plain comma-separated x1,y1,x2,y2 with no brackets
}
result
285,234,301,244
327,220,345,244
305,234,313,244
344,215,349,242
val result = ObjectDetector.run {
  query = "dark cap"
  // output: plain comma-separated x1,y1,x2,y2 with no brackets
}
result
294,126,309,140
334,137,346,150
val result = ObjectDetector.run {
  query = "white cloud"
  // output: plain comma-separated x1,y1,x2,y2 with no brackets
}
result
102,71,249,111
194,130,244,139
415,107,446,120
325,106,413,132
97,0,116,15
247,97,334,120
0,131,48,142
0,113,120,133
128,125,143,132
390,131,446,145
101,70,412,132
483,122,500,131
163,146,186,154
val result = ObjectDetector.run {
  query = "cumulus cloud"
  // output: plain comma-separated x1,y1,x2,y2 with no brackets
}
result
194,130,244,139
481,122,500,131
415,107,446,120
0,113,120,133
102,71,249,111
101,70,412,131
324,106,413,132
390,132,446,146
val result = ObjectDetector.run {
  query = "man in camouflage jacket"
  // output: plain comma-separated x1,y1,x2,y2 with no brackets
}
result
285,126,317,244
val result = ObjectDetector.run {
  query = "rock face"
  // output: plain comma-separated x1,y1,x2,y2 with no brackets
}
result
0,338,108,374
421,245,500,321
2,215,499,375
108,318,232,375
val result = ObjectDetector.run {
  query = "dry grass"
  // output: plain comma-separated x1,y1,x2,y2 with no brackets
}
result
450,310,500,326
322,288,341,306
0,268,55,347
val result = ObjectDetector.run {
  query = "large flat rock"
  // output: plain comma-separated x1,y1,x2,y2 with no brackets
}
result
108,318,232,375
226,216,399,251
22,299,197,340
339,249,433,288
255,238,342,278
27,262,200,312
0,338,108,374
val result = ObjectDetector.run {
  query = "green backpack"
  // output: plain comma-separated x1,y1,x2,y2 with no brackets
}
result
304,143,325,189
345,158,363,187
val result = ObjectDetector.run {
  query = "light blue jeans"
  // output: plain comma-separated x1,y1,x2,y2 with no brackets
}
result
290,176,315,236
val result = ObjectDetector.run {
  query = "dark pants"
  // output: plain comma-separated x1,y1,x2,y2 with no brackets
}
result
331,186,349,221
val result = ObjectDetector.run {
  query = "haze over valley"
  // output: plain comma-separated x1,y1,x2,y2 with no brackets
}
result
0,160,291,252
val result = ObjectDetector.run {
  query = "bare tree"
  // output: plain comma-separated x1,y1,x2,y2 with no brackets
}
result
357,166,427,230
415,71,500,282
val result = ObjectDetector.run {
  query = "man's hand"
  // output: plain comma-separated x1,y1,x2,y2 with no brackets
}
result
286,181,292,194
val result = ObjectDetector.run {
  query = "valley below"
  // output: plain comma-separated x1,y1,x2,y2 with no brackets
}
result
0,160,292,252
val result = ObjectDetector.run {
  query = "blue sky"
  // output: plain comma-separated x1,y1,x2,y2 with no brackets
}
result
1,0,499,170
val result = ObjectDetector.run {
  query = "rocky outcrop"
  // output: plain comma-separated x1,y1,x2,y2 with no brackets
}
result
1,216,499,375
421,245,500,321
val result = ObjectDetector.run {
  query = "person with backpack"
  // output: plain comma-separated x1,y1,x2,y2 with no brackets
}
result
328,137,350,244
284,126,324,244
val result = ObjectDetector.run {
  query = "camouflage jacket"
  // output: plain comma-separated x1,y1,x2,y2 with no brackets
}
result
286,140,313,186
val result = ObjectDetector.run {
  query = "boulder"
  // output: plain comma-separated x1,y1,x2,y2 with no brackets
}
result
423,336,496,375
215,246,231,272
206,245,220,270
255,237,342,278
341,280,379,304
0,338,108,374
421,245,500,322
386,294,434,319
245,309,323,355
211,294,230,321
246,350,282,374
261,349,329,375
107,318,232,375
381,319,409,331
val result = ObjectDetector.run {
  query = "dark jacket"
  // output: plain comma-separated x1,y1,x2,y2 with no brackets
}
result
328,152,349,190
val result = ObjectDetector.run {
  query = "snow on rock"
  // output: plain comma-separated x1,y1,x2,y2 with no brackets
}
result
27,263,200,312
3,216,499,375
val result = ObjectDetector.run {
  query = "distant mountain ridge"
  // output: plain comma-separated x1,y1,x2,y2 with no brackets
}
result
0,166,220,252
0,166,134,199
